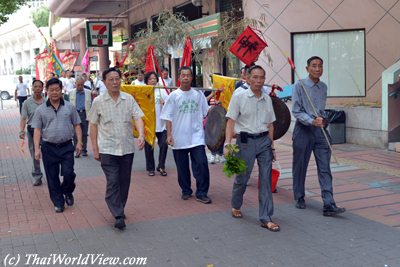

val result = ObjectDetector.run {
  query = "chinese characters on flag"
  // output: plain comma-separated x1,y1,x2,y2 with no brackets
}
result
229,26,268,66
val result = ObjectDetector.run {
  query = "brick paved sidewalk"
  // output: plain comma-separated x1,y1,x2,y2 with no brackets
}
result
0,106,399,267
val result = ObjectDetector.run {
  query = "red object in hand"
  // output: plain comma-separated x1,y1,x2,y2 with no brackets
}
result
229,26,268,66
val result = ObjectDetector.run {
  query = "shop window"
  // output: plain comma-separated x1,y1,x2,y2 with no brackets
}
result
130,20,147,39
292,29,365,97
173,2,202,22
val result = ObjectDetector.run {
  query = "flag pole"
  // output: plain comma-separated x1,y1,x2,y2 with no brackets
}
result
267,37,339,164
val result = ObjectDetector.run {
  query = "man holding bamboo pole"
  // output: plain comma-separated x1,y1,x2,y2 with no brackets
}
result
292,56,345,217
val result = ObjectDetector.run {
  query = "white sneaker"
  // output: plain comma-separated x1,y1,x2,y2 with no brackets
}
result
218,155,226,163
208,154,216,164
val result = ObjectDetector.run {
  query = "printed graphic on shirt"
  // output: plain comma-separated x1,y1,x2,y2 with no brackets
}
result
179,99,198,114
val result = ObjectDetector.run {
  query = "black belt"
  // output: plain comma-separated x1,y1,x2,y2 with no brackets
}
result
236,131,269,139
43,140,72,148
248,131,269,138
77,109,86,113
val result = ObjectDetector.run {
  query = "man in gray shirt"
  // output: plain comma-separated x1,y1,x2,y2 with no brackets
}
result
31,78,82,213
292,56,345,217
19,79,45,186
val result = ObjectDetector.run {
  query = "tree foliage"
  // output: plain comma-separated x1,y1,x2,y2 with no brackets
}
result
0,0,27,25
32,6,49,27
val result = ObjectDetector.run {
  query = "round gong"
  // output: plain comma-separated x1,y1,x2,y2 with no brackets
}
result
205,105,227,152
271,96,291,140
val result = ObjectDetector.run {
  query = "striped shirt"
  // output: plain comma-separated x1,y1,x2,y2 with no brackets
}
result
31,99,81,143
87,91,144,156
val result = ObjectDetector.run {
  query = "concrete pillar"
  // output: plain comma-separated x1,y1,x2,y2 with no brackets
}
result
79,28,87,64
98,47,110,74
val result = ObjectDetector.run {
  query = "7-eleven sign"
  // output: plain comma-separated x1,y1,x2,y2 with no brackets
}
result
86,21,113,47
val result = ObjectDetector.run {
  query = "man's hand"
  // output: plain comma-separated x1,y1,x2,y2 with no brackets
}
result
312,117,324,128
137,136,145,150
167,134,174,146
19,131,25,140
34,149,41,160
75,142,82,157
93,149,100,161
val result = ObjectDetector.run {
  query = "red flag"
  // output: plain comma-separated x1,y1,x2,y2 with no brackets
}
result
229,26,267,66
145,46,169,94
176,37,193,87
180,36,192,68
145,46,156,73
287,57,296,70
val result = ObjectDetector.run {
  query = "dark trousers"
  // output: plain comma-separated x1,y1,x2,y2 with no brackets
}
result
41,141,76,207
100,153,134,218
18,96,28,113
74,111,88,153
172,145,210,198
144,130,168,171
231,136,274,223
292,122,335,206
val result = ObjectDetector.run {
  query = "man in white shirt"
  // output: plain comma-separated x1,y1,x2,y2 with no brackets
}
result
159,67,173,87
161,66,211,204
15,76,30,113
131,71,145,85
63,70,76,96
225,65,279,232
96,79,107,95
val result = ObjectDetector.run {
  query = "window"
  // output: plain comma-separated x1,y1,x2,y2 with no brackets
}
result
292,29,365,97
130,21,147,39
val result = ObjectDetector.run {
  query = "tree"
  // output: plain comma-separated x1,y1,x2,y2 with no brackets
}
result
0,0,27,25
32,6,49,27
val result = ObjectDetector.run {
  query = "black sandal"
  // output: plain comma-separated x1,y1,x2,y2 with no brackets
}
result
157,167,167,176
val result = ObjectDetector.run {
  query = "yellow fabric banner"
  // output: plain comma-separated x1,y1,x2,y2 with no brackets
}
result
211,75,239,111
121,85,156,147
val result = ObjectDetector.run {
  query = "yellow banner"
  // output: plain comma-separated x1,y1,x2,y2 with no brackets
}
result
211,75,238,111
121,85,156,147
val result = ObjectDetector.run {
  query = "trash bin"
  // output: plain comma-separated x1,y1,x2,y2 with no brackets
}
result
325,109,346,144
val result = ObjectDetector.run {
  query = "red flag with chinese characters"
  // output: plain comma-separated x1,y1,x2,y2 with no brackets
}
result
229,26,268,66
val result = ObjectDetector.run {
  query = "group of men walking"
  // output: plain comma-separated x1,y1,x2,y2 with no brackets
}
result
18,56,345,231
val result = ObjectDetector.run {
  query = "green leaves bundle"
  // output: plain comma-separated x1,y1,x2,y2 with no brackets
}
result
223,144,247,178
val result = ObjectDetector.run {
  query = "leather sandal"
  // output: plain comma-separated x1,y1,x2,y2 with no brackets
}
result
231,208,243,218
261,221,280,232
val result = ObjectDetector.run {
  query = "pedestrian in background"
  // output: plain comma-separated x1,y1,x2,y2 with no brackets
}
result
292,56,345,217
88,68,145,230
31,78,82,213
19,79,45,186
143,71,169,177
69,76,92,157
15,75,30,113
161,66,212,204
159,67,174,87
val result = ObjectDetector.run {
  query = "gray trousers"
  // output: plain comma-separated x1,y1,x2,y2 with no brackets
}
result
292,122,335,206
100,153,134,218
232,135,274,223
27,126,43,182
74,111,88,153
